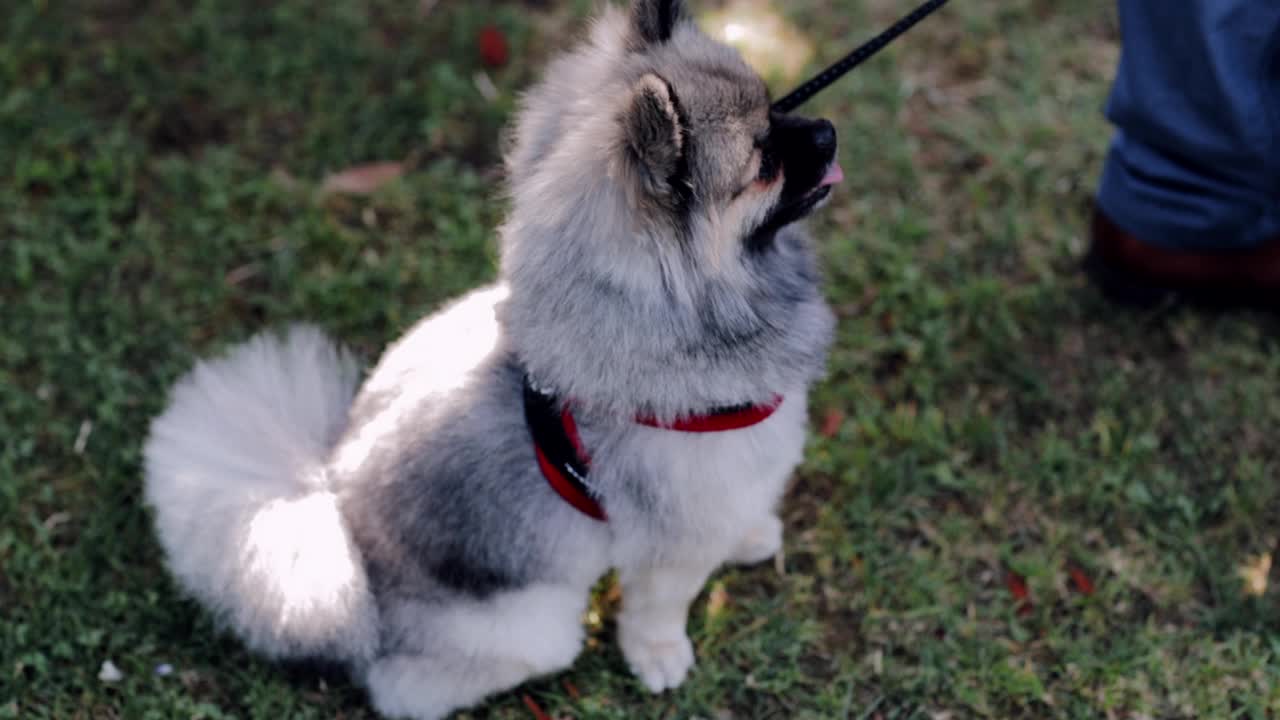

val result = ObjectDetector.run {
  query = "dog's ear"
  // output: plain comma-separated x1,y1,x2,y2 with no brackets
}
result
618,74,687,206
630,0,685,47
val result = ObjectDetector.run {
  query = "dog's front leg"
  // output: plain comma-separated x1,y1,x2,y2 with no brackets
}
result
727,512,783,566
617,561,716,693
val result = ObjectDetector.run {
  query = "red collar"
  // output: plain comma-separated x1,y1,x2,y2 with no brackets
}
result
635,395,784,432
522,377,783,522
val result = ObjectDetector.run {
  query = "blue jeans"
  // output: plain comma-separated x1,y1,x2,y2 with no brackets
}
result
1097,0,1280,250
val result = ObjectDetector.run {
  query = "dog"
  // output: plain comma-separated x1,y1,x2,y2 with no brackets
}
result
144,1,841,717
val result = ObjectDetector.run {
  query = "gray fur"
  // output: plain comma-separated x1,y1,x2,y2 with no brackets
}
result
620,74,686,207
144,2,838,718
630,0,687,47
502,4,832,422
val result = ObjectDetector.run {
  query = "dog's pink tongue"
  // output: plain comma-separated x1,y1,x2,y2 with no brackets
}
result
820,162,845,188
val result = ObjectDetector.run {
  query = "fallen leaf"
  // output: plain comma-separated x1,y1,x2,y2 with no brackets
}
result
522,694,552,720
1067,564,1095,596
706,581,729,619
478,25,509,68
224,263,261,287
1239,553,1271,597
321,162,404,196
1005,571,1032,616
819,408,845,438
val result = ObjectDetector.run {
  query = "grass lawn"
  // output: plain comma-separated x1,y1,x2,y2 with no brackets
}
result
4,0,1280,717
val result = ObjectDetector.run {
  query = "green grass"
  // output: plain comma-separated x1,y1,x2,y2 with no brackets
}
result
4,0,1280,717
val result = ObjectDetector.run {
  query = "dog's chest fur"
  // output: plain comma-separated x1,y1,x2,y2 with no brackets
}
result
586,391,808,567
331,284,811,604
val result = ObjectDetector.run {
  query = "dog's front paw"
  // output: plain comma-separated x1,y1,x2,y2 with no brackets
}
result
619,627,694,693
728,514,783,566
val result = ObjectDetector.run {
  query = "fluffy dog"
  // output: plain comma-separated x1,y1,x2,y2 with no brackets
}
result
144,1,842,716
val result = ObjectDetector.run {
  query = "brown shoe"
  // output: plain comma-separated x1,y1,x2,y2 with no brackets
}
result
1084,207,1280,308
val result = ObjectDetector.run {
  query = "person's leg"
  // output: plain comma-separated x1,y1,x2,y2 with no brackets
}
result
1096,0,1280,252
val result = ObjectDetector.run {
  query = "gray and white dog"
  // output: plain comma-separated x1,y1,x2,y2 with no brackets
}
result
144,0,841,717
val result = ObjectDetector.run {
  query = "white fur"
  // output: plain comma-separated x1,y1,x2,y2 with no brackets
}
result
608,390,807,566
605,390,808,692
618,564,703,692
144,326,379,662
365,584,586,719
331,285,510,475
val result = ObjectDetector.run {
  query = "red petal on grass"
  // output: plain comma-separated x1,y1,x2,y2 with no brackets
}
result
1005,571,1029,600
321,162,404,196
1068,564,1095,596
1005,571,1032,616
522,694,552,720
562,679,581,700
819,408,845,438
478,25,509,68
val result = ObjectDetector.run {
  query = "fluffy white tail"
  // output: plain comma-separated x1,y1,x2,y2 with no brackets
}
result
145,326,378,663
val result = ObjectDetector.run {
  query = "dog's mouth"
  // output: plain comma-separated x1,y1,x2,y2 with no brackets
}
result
819,160,846,189
768,158,844,226
745,158,842,253
744,114,840,252
802,160,845,211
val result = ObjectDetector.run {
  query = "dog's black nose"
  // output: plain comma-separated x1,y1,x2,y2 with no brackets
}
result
810,120,836,155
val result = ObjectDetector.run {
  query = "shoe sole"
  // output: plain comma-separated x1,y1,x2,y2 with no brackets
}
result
1081,247,1172,308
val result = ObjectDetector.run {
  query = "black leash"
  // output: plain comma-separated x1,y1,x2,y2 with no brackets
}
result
772,0,952,114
